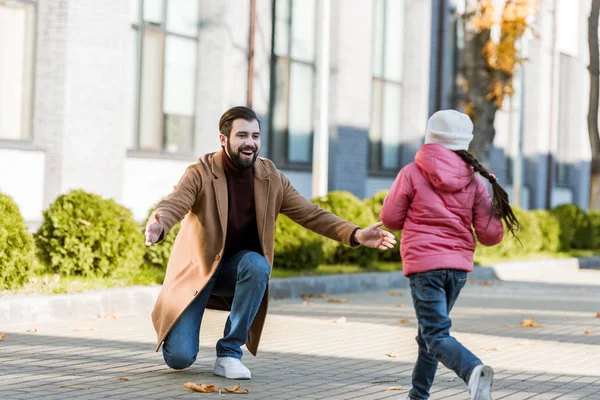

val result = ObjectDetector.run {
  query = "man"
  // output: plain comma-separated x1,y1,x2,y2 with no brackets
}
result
145,106,396,380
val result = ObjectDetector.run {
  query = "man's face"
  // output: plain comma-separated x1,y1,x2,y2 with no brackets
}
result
220,118,261,169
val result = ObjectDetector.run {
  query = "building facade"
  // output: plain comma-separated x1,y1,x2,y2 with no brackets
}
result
0,0,593,228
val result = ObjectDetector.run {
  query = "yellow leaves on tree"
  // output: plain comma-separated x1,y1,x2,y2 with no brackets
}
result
466,0,538,108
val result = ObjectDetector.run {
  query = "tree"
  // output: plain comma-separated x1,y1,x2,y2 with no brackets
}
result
456,0,538,163
588,0,600,209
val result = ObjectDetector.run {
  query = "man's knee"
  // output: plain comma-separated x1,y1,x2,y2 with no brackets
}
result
163,350,196,370
239,252,270,281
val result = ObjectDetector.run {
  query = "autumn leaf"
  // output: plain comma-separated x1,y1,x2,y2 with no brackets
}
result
60,385,89,390
26,328,38,333
388,351,397,358
520,318,542,328
117,377,129,381
504,324,516,328
387,386,403,391
222,384,250,394
184,382,217,393
101,313,123,319
370,379,396,384
483,347,502,351
388,290,404,297
479,280,493,286
326,298,349,303
330,317,347,324
301,293,328,301
396,304,405,308
271,296,284,301
583,329,591,335
596,312,600,318
399,319,410,324
0,333,6,341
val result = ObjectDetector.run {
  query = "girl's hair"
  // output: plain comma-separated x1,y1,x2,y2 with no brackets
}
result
454,150,520,239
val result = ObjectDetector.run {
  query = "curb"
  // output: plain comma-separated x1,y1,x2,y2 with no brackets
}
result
0,267,495,328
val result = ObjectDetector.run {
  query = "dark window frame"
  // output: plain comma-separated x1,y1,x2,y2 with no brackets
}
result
130,0,200,154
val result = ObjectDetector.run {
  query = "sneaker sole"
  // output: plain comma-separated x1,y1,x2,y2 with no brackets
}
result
474,366,494,400
213,366,251,380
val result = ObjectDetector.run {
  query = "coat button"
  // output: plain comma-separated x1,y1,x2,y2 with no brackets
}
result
215,254,221,261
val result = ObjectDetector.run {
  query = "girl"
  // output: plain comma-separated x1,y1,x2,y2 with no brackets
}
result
380,110,519,400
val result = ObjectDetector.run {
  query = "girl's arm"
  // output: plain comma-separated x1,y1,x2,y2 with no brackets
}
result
380,168,414,231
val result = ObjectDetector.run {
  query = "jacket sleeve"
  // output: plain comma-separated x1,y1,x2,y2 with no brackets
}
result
473,178,504,246
152,165,203,240
380,168,414,231
278,171,360,247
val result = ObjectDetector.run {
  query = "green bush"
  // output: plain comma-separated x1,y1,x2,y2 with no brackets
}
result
0,193,34,290
530,210,562,253
363,190,401,262
552,204,594,249
35,190,145,277
142,205,180,269
476,207,542,258
312,191,378,267
587,210,600,249
274,215,323,270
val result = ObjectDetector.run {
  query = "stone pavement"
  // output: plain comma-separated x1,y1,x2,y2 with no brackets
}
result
1,280,600,400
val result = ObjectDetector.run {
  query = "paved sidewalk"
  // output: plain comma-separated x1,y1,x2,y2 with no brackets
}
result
1,280,600,399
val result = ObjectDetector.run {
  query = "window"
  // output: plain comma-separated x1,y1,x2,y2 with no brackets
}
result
0,0,35,141
269,0,316,166
369,0,404,173
129,0,199,153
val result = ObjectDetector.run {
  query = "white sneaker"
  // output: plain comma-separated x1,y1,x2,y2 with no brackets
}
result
468,364,494,400
213,357,251,380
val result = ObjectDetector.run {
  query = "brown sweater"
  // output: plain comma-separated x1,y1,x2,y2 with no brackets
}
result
222,151,264,261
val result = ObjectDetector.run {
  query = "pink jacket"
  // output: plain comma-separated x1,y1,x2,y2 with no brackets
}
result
380,144,504,276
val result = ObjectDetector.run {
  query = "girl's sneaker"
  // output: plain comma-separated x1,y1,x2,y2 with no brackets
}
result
468,364,494,400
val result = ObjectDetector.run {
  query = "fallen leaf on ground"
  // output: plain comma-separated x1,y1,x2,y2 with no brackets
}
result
0,333,6,341
388,351,397,358
184,382,217,393
72,328,96,332
388,290,403,296
330,317,347,324
596,312,600,318
101,313,123,319
387,386,403,391
26,328,38,333
300,293,328,301
504,324,516,328
271,296,284,301
399,319,410,323
370,379,397,384
520,318,542,328
468,279,477,284
222,384,250,394
326,298,349,303
60,385,89,390
117,377,129,381
396,304,405,308
479,280,493,286
483,347,502,351
583,329,591,334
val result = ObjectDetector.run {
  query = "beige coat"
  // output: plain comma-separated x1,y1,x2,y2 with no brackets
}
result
151,151,359,355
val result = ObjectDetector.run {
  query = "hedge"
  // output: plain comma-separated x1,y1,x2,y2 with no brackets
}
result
35,190,145,278
0,193,34,290
552,204,594,250
274,215,323,270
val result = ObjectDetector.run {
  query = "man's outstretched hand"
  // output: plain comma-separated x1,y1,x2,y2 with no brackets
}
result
354,222,397,250
145,212,164,246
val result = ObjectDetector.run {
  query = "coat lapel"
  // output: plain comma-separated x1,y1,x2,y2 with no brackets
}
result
254,158,271,251
211,151,228,236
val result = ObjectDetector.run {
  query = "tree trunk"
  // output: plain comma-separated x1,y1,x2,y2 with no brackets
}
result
589,0,600,209
460,15,498,165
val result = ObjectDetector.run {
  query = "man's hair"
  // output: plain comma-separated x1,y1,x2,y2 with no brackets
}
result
219,106,261,138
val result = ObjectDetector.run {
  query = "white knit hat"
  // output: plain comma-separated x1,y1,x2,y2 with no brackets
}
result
424,110,473,151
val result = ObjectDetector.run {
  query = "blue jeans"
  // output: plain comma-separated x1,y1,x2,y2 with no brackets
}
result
408,269,482,400
162,251,270,369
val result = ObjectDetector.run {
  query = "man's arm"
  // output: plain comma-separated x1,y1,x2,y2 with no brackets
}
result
278,172,396,250
145,165,203,245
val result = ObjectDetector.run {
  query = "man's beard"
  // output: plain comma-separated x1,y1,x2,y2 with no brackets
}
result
226,141,258,169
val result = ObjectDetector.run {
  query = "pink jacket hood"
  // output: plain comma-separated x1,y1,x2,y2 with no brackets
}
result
415,144,475,192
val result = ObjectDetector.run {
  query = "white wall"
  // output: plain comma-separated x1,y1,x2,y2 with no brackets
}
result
123,157,192,221
0,149,45,223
